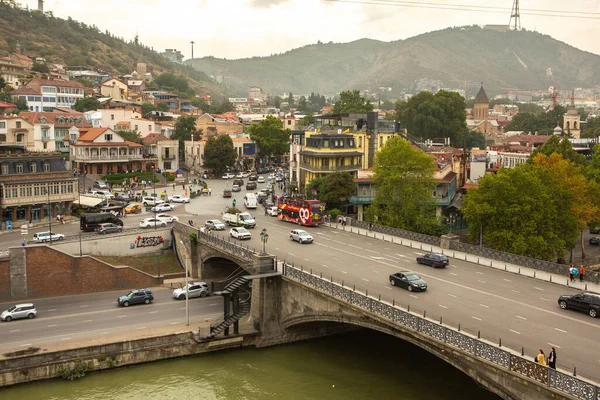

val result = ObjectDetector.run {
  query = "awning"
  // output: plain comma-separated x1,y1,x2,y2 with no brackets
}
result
74,196,103,207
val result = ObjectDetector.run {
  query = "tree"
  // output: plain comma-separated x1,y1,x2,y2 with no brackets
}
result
365,137,443,235
465,130,486,149
505,106,565,134
213,99,235,114
395,90,466,146
297,96,308,112
305,172,355,211
172,115,198,161
489,98,511,107
0,76,6,91
287,92,294,108
31,62,49,73
581,117,600,139
585,144,600,184
72,97,100,112
141,102,155,116
191,98,210,113
248,115,290,158
203,134,236,175
516,103,545,114
117,130,142,144
504,113,540,133
297,112,315,127
333,90,373,114
530,135,586,166
273,95,282,108
157,103,169,112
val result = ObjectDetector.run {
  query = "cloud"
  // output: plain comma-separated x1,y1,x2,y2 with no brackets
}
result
249,0,289,8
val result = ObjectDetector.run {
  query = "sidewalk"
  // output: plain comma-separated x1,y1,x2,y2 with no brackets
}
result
330,222,600,294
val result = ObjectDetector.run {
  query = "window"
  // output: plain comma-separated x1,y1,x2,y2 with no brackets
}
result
16,133,24,143
105,134,113,141
148,125,151,131
43,162,50,172
43,143,47,149
26,186,32,196
34,185,40,196
16,163,23,173
16,121,21,129
1,164,7,174
0,121,5,129
134,125,138,131
29,163,36,173
379,136,383,147
0,134,6,142
287,120,291,125
111,114,115,120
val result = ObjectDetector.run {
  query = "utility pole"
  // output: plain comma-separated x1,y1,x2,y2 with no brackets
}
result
190,41,195,60
509,0,521,30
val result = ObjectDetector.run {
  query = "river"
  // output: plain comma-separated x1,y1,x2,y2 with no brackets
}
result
2,330,499,400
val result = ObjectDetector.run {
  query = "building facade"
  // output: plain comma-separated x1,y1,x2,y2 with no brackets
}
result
143,133,179,172
13,78,86,111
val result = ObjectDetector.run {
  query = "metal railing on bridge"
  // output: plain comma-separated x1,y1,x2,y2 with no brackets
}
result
194,229,255,262
282,263,599,400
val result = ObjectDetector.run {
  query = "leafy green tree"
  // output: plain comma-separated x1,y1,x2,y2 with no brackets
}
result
172,115,198,161
489,98,511,107
297,112,315,127
154,73,189,93
516,103,545,114
273,96,282,108
584,144,600,184
365,137,443,235
287,92,294,108
504,113,540,133
395,90,466,146
248,115,290,158
72,96,100,112
141,102,155,116
581,117,600,138
305,172,355,210
465,130,486,149
530,135,586,166
157,103,170,112
203,134,236,175
379,100,395,110
333,90,373,114
213,100,235,114
190,98,210,112
0,76,6,91
31,62,49,73
297,96,308,112
505,106,565,134
117,130,142,144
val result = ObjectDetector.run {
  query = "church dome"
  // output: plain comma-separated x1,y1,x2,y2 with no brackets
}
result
553,125,563,135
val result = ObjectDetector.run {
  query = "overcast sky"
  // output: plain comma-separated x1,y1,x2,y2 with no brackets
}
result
25,0,600,59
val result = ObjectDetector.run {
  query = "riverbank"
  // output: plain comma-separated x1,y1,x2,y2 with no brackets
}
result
0,321,259,388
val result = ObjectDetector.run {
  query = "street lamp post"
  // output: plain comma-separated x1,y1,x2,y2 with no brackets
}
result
77,171,82,256
47,185,52,244
260,228,269,255
152,165,157,230
179,240,190,326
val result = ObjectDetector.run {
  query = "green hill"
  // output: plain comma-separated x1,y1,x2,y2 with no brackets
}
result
187,26,600,96
0,3,223,97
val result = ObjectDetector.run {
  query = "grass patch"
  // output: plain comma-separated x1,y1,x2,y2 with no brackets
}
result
96,250,182,276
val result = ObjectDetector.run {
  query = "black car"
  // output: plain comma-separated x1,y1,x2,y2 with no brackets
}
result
416,253,449,268
246,181,257,190
223,189,232,198
558,293,600,318
257,167,268,174
589,237,600,245
389,271,428,292
249,175,258,181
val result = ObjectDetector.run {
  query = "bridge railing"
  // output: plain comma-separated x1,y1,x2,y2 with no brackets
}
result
282,263,599,400
24,227,158,245
194,228,255,262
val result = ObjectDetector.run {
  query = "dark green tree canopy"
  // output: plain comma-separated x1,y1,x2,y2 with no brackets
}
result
172,115,198,141
213,100,235,114
333,90,373,114
117,130,142,144
141,102,155,116
305,172,355,211
73,96,100,112
581,116,600,138
248,115,290,157
203,134,236,175
395,90,467,146
529,135,585,166
505,105,565,134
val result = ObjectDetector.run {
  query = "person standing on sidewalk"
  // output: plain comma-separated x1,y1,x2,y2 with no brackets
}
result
548,347,556,369
579,265,585,282
569,264,574,282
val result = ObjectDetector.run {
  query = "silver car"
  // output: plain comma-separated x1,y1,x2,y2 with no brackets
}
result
1,303,37,322
205,219,226,230
172,282,210,300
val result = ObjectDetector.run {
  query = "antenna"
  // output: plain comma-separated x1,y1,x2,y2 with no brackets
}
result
38,0,43,12
509,0,521,30
190,41,195,60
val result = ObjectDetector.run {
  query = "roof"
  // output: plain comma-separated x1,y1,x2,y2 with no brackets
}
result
12,87,40,96
24,78,85,90
0,101,16,108
74,196,103,207
142,133,170,145
474,85,489,104
437,171,457,184
19,111,91,128
77,127,112,141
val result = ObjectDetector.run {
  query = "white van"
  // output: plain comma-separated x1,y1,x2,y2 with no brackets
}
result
32,231,65,242
244,193,257,209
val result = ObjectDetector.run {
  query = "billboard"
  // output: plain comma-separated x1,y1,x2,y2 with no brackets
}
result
243,143,256,155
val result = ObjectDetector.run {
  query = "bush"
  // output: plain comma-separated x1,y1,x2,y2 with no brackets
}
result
327,208,342,219
56,358,89,380
162,172,175,181
101,172,158,184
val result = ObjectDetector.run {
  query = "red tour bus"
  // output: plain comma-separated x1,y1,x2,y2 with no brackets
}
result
276,197,325,226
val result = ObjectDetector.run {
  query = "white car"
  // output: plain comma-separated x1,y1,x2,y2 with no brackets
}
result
290,229,313,244
156,213,179,223
139,218,167,228
230,227,251,240
168,195,190,203
257,176,265,183
241,172,249,178
172,282,210,300
205,219,226,230
142,197,165,207
266,206,278,216
32,231,65,243
235,173,244,178
222,173,235,179
151,203,174,212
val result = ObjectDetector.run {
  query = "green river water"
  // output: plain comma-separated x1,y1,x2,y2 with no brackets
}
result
1,330,499,400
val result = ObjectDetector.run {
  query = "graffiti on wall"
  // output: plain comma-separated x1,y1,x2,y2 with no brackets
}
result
131,235,164,249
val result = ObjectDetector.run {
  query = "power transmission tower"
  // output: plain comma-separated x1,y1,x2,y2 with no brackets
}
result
190,41,195,60
509,0,521,30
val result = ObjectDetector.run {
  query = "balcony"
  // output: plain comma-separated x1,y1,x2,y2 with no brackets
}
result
162,154,176,160
300,163,362,172
74,154,144,161
349,195,374,204
42,135,51,142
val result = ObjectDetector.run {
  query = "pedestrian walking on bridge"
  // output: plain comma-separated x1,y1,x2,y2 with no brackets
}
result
548,347,556,369
536,349,546,366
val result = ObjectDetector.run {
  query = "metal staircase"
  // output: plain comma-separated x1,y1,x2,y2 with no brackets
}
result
208,276,252,337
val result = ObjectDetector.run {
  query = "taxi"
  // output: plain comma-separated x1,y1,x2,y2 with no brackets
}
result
124,203,142,214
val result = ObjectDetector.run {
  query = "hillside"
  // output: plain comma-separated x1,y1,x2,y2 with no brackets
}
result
0,3,224,97
187,26,600,96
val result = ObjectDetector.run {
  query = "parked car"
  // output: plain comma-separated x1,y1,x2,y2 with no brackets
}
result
416,253,449,268
246,181,257,190
205,219,226,230
172,282,210,300
151,203,174,212
222,173,235,179
266,206,278,216
142,197,165,207
117,289,154,307
558,293,600,318
232,185,242,192
290,229,313,244
93,181,109,189
249,175,258,181
590,226,600,234
32,231,65,243
1,303,37,322
124,204,142,214
156,213,179,223
139,218,167,228
263,200,274,209
230,227,251,240
168,195,190,203
589,237,600,245
95,223,123,235
257,176,265,183
114,194,131,203
223,189,232,198
389,271,428,292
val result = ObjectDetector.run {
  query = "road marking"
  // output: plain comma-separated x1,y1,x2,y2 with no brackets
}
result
83,320,93,323
148,311,159,314
47,324,57,328
555,328,567,333
479,304,489,308
476,271,484,275
438,304,448,309
170,322,178,325
136,327,146,330
396,254,408,258
477,280,486,284
288,253,295,256
366,243,373,246
322,264,329,268
409,294,418,299
341,270,348,274
10,329,20,333
208,303,218,306
385,286,392,290
370,256,386,260
447,294,457,298
47,309,56,312
512,290,520,293
509,329,521,335
373,270,380,274
19,343,32,347
534,287,544,291
362,278,369,282
100,332,110,335
472,316,482,321
117,315,126,318
79,305,89,308
449,272,458,276
180,307,186,310
516,315,527,320
540,297,550,302
384,248,390,250
60,338,72,341
503,279,512,282
414,252,424,255
548,342,562,349
403,260,410,263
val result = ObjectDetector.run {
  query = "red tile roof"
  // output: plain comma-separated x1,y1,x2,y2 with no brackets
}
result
78,127,111,141
19,111,91,128
0,101,16,108
142,133,170,145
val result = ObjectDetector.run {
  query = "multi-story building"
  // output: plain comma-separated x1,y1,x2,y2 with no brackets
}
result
13,78,86,111
0,116,35,148
70,127,153,175
18,111,91,153
142,133,179,172
183,134,254,172
195,113,244,136
84,109,143,130
99,78,128,100
0,146,77,226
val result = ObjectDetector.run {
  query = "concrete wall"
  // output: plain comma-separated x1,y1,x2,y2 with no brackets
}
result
52,228,171,257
